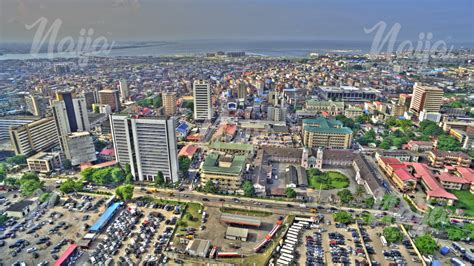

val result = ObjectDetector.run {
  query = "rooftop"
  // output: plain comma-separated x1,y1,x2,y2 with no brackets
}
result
303,118,352,135
201,152,246,175
226,226,249,238
209,141,254,152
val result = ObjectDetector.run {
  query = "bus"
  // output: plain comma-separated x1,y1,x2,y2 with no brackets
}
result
461,252,474,263
380,236,388,247
280,253,294,261
452,242,466,254
450,257,465,266
277,258,291,265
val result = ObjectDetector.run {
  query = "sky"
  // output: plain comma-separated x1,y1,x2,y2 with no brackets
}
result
0,0,473,43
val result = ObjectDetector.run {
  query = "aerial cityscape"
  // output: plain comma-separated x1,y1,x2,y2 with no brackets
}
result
0,1,474,266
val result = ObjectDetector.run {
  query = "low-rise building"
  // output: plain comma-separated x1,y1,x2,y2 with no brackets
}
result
404,140,433,152
449,128,474,150
225,226,249,241
209,142,254,156
6,200,37,218
200,152,246,193
186,239,211,257
27,152,63,174
428,150,471,168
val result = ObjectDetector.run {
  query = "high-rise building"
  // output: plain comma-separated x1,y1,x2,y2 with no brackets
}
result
52,91,93,164
63,132,97,166
237,82,247,99
82,91,99,110
409,85,444,115
52,95,90,151
119,79,129,101
25,95,49,117
110,114,179,183
193,80,212,121
162,92,177,116
99,89,121,112
9,117,59,156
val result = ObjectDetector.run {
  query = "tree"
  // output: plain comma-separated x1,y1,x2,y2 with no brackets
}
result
380,215,395,225
437,135,461,151
361,212,375,225
93,105,100,113
446,226,464,241
4,177,17,187
0,163,6,183
6,155,27,165
110,167,125,184
81,167,97,181
337,189,354,204
59,178,83,193
115,184,134,201
423,207,449,229
333,211,353,224
242,181,256,197
381,194,400,210
285,187,297,198
0,214,8,225
153,95,162,108
414,234,437,255
155,171,165,187
383,227,403,243
125,174,134,185
203,180,218,194
178,156,192,175
364,197,375,208
124,163,132,175
39,192,50,203
20,179,43,196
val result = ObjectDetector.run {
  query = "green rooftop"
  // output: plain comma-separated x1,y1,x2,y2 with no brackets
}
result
209,141,254,152
305,99,345,107
201,153,247,175
303,118,353,134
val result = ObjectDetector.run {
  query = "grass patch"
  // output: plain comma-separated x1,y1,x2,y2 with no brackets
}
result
451,190,474,216
220,207,272,217
307,170,349,190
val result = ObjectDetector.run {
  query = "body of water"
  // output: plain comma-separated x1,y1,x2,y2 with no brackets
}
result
1,39,473,60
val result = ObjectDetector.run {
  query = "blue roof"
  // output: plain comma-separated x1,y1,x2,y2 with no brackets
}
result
89,202,122,232
176,122,189,132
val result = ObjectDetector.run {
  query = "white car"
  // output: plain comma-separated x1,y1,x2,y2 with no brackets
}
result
27,247,37,253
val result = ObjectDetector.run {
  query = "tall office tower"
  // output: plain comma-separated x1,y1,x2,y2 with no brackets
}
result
99,89,121,112
110,115,179,183
9,117,59,156
25,95,48,117
52,91,91,163
237,82,247,99
162,92,177,116
409,84,444,115
63,132,97,166
119,79,129,101
82,91,98,110
193,80,212,121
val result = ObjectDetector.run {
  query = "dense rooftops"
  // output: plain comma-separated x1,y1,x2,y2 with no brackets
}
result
303,118,353,134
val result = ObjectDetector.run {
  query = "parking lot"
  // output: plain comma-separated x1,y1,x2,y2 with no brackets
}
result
81,199,181,265
0,194,106,265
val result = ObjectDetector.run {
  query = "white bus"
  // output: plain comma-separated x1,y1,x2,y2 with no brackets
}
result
276,258,290,265
380,235,388,247
281,253,294,261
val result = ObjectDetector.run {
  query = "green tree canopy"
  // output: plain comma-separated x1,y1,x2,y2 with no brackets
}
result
59,178,83,193
242,180,256,197
446,226,464,241
383,227,403,243
436,135,461,151
203,180,218,194
423,207,449,229
6,155,27,165
115,184,134,201
337,189,354,204
333,211,353,224
155,171,165,187
179,156,192,175
0,163,7,183
285,187,297,198
414,234,437,255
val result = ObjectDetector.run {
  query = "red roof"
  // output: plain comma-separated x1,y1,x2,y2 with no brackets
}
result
100,148,115,156
456,167,474,182
394,168,416,181
178,144,199,158
91,160,118,169
407,140,433,146
405,163,457,200
54,244,78,266
437,172,469,184
381,157,403,165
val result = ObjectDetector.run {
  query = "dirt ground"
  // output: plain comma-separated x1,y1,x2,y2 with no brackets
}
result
195,206,282,254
